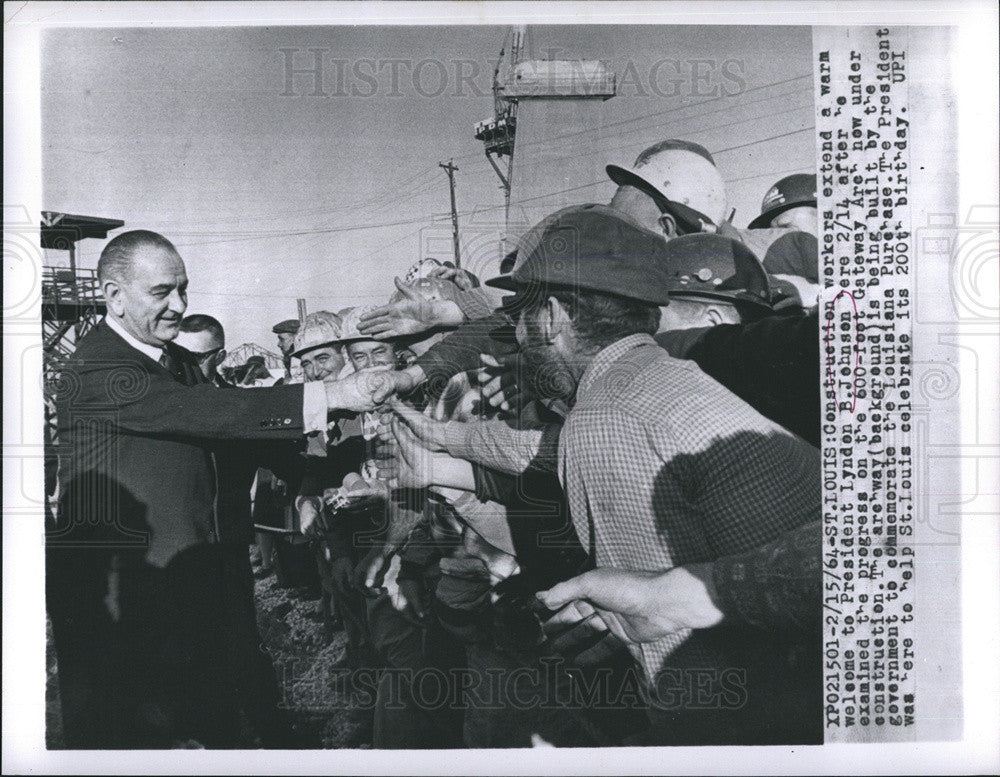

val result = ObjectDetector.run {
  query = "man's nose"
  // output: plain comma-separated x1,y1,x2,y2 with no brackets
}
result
167,289,187,314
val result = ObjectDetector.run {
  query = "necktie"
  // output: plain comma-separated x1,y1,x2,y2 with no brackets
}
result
158,348,184,382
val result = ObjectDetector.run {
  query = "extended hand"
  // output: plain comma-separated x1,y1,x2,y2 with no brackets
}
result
355,547,392,595
535,564,724,645
357,277,465,339
390,400,449,452
426,263,477,292
477,352,532,415
392,577,429,625
324,366,405,412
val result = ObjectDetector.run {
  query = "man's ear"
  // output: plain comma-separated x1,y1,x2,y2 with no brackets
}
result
544,296,572,343
102,278,125,316
706,305,726,326
212,348,227,370
657,212,678,239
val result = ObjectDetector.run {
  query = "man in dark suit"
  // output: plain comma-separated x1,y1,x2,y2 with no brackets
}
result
46,230,378,748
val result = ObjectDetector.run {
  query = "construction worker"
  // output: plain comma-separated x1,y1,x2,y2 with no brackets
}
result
746,173,819,304
748,173,818,235
272,318,301,383
289,313,371,657
483,203,820,745
605,140,818,304
654,233,820,446
605,138,729,238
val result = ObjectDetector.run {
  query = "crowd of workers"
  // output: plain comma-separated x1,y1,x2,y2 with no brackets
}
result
47,137,824,749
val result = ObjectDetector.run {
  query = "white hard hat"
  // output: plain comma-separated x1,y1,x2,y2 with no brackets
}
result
334,306,379,344
291,310,342,358
606,139,728,230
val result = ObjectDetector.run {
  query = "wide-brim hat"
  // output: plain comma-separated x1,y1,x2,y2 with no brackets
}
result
486,204,674,313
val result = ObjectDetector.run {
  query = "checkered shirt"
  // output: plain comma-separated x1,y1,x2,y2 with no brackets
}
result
558,334,820,682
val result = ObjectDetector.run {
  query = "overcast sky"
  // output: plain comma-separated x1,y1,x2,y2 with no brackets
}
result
42,24,813,350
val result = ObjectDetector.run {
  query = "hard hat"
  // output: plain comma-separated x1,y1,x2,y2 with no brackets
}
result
291,310,342,358
748,173,817,229
606,139,728,231
334,305,382,344
660,233,773,309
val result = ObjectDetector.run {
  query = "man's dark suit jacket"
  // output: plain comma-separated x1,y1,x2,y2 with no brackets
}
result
46,321,310,747
51,321,307,566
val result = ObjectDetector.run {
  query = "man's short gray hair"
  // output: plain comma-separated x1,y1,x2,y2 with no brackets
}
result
97,230,178,283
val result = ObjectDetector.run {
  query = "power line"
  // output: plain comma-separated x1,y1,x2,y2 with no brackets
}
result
539,100,814,169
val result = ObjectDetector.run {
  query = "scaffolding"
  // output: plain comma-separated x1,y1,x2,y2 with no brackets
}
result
40,212,124,392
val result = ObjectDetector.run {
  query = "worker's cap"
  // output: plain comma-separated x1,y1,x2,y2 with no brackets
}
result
606,139,727,231
486,204,673,311
748,173,817,229
245,355,266,367
291,311,343,358
660,233,773,309
271,319,301,335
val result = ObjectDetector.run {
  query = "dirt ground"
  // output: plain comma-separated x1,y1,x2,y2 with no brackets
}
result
45,549,367,750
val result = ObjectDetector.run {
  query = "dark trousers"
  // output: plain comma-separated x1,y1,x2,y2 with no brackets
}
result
367,595,465,749
48,544,243,748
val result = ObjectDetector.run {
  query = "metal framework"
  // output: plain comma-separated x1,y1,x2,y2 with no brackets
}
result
474,26,525,238
40,212,124,394
223,342,284,371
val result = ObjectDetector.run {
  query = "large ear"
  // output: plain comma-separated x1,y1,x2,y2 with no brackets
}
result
101,277,126,316
705,305,726,326
544,295,571,344
212,348,227,370
657,212,678,239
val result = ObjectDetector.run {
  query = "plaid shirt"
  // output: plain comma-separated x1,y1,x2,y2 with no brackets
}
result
559,334,819,682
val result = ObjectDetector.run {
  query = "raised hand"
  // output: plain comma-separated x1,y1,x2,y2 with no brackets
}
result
356,277,465,339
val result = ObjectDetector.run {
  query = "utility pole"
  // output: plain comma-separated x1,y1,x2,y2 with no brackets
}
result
439,160,461,268
297,298,307,324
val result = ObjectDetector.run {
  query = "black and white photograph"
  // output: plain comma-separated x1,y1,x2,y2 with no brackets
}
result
3,2,998,774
